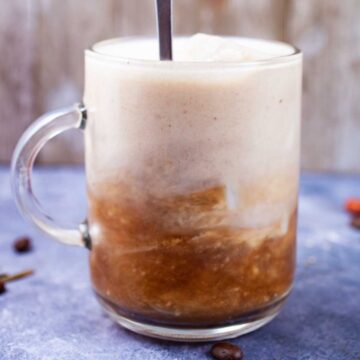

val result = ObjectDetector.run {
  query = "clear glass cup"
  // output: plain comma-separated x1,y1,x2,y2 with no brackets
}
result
11,37,302,341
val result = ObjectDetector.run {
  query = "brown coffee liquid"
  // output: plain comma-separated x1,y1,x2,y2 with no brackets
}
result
89,182,296,326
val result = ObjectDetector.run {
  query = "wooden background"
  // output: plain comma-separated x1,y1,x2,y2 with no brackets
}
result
1,0,360,172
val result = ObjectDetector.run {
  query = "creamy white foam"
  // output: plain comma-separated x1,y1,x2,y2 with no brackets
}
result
92,34,296,62
84,35,302,236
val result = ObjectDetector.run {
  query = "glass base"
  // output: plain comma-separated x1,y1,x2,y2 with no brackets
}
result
96,293,288,342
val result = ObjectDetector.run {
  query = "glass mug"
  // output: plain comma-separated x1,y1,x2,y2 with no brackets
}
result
11,37,302,341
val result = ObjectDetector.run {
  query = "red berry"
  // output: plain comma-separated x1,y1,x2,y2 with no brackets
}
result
345,198,360,215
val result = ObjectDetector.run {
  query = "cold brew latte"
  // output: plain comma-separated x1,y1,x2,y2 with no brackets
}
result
85,35,302,332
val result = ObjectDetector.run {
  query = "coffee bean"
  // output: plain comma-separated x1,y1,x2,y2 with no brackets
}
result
351,215,360,230
0,281,6,295
210,342,244,360
13,237,32,253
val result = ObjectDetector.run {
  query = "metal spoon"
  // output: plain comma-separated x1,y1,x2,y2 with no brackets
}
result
156,0,173,60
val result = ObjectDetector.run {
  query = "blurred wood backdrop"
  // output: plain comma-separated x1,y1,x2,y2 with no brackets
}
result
1,0,360,172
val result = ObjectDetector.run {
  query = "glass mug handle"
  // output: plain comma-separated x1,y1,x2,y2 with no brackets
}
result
11,103,90,248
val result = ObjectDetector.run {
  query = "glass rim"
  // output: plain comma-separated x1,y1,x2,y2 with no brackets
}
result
86,36,302,69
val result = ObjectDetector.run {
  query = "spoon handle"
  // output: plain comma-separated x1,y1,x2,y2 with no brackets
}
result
156,0,173,60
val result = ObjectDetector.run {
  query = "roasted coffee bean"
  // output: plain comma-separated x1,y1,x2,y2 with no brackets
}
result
351,215,360,230
13,237,32,253
210,342,244,360
0,281,6,295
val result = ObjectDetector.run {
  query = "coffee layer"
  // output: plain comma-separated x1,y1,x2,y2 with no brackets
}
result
89,183,297,324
